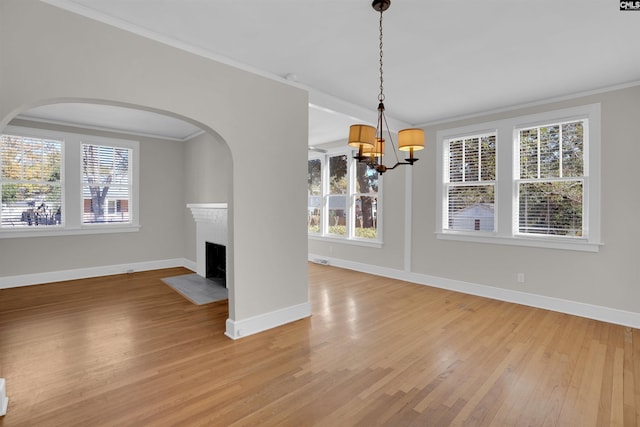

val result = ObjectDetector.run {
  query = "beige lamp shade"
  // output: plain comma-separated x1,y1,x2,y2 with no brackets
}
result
363,138,385,157
398,128,425,151
348,124,376,148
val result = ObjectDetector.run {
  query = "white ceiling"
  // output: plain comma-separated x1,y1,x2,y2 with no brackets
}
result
29,0,640,144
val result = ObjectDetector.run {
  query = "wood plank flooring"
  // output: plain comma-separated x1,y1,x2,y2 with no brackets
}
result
0,264,638,426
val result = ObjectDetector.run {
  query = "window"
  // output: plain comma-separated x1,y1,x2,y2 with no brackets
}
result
327,154,348,236
307,158,321,234
436,104,600,252
353,161,379,239
1,134,63,228
308,149,381,244
517,121,584,236
82,144,132,224
444,133,496,232
0,126,139,238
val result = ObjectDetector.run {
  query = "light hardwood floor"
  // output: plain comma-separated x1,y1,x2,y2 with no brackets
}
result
0,264,638,426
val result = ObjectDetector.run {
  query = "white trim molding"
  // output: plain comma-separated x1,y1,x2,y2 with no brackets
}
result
308,253,640,329
225,302,312,340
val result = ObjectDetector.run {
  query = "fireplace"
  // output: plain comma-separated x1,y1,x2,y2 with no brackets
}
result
186,203,228,279
206,242,226,287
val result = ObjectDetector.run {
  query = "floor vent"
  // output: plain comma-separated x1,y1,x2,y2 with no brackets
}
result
312,258,329,265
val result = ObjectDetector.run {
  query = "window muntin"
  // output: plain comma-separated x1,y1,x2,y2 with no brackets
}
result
1,134,63,228
516,120,585,237
82,144,132,224
444,134,496,232
308,150,381,243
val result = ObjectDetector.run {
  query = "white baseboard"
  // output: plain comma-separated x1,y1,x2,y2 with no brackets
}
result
0,258,193,289
225,302,311,340
308,253,640,329
182,259,196,272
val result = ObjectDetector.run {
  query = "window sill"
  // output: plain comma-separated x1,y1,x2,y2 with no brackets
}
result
308,234,383,248
0,224,141,239
436,231,602,252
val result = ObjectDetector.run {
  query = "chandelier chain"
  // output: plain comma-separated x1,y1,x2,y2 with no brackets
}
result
348,0,423,174
378,9,384,102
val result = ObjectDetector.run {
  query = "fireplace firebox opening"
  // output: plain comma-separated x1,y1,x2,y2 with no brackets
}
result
205,242,226,287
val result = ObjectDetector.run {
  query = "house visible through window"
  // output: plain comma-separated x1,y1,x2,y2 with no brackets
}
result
308,149,381,243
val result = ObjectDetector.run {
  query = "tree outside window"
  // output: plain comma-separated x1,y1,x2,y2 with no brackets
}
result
517,121,584,236
82,144,131,224
354,162,378,239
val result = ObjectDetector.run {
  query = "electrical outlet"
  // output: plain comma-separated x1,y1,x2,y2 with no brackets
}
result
517,273,525,283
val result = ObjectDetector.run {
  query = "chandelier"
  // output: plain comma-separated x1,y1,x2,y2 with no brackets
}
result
348,0,424,174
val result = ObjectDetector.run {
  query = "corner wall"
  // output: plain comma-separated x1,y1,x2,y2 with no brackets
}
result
310,85,640,326
0,0,309,335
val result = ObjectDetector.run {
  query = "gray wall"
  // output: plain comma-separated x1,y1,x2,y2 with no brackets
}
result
0,119,186,274
1,0,309,324
310,85,640,316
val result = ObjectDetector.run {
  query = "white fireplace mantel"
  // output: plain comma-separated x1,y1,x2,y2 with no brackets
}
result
187,203,228,277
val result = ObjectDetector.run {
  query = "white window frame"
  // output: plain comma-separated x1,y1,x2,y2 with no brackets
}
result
308,148,383,247
436,104,601,252
0,126,140,239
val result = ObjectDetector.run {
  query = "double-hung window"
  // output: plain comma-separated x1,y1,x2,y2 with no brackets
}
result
437,104,600,252
82,143,132,224
308,149,381,244
0,126,139,238
1,134,63,228
516,120,585,237
444,133,496,232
